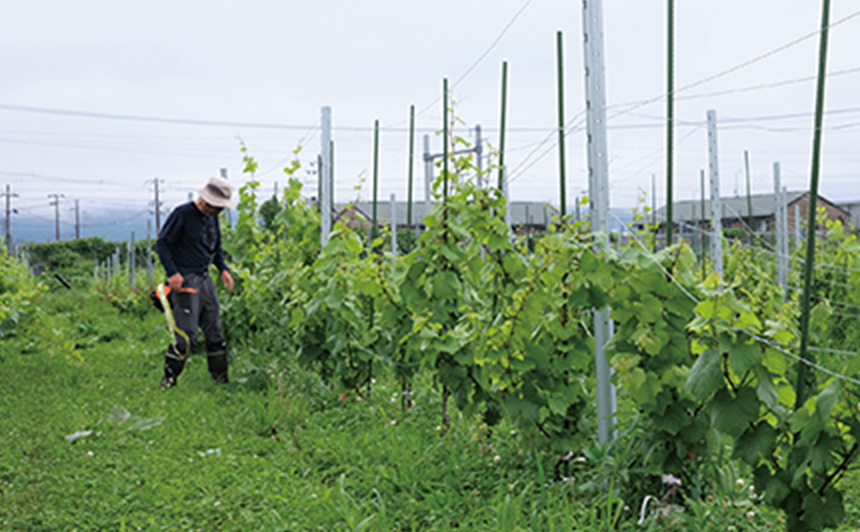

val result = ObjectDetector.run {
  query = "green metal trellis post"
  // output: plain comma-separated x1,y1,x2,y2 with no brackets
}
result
407,104,415,235
371,119,379,247
443,79,449,201
557,30,567,219
666,0,675,246
795,0,831,410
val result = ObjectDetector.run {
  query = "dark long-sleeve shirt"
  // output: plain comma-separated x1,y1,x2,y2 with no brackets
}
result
155,202,229,277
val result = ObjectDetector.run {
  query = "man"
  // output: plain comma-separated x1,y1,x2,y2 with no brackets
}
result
155,176,235,388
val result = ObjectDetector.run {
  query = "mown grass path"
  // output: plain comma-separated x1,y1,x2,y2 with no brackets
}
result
0,291,588,531
7,289,857,531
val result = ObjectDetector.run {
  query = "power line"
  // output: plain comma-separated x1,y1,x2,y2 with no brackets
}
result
605,7,860,123
673,65,860,102
0,103,318,131
413,0,535,120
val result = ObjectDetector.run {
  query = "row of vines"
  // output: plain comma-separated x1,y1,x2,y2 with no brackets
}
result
214,142,860,530
0,243,44,340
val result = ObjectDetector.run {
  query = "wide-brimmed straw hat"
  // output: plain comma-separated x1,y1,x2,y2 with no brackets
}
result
196,177,236,208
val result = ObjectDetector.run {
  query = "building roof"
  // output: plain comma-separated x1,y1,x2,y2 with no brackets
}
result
653,191,845,223
337,200,557,226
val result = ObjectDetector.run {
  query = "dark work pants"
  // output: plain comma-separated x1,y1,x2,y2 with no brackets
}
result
163,272,228,384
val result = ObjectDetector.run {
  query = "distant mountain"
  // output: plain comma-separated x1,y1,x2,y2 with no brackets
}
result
11,210,155,246
8,205,639,248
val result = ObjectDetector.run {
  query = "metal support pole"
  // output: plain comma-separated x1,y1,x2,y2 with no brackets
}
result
582,0,616,445
130,232,136,290
329,140,335,217
475,125,483,188
424,135,433,223
666,0,675,246
744,150,753,239
146,219,153,282
321,106,333,248
796,0,832,410
407,105,415,234
390,193,397,255
498,61,508,193
502,169,511,230
781,186,789,287
3,184,9,251
707,110,723,277
556,30,567,219
773,162,786,297
219,168,231,228
794,204,801,247
700,169,706,279
371,119,380,245
443,79,449,201
651,173,657,248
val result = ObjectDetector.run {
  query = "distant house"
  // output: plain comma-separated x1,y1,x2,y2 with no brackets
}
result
839,200,860,227
649,191,850,236
334,200,557,233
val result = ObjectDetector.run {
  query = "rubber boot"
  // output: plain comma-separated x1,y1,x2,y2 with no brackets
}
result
207,355,229,383
206,341,229,384
161,347,187,389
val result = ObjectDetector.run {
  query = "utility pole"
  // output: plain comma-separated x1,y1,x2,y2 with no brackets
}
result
148,178,164,234
3,184,18,253
582,0,616,446
48,193,64,242
72,199,81,239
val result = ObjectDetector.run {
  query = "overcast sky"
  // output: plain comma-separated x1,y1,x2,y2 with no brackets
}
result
2,0,859,232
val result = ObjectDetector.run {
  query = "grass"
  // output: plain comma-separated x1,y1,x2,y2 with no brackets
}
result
1,287,857,530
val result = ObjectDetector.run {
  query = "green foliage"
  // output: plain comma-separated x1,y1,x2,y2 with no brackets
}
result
0,245,44,338
15,136,857,529
214,135,860,530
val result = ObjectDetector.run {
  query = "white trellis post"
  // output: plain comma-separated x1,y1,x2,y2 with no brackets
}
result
320,106,333,249
707,110,723,277
583,0,616,445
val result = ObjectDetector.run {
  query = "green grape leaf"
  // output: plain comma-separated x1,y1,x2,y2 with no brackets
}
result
754,366,779,408
711,387,759,437
815,379,842,420
653,402,691,436
728,341,761,375
733,422,777,466
431,270,461,300
686,349,724,400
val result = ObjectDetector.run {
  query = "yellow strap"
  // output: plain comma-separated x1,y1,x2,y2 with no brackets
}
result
157,284,190,356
